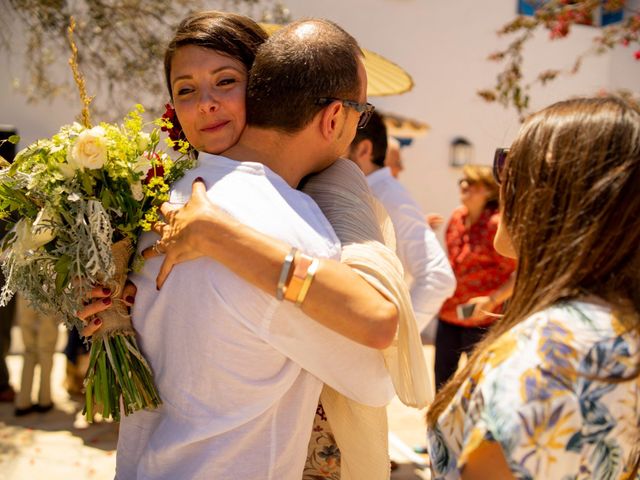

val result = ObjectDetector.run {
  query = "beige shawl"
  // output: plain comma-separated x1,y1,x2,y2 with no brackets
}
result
302,159,434,480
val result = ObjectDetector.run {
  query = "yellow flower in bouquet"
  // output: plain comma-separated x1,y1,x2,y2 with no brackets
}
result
0,18,194,421
0,105,193,421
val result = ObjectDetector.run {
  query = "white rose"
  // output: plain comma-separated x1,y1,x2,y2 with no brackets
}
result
130,181,144,201
68,126,108,170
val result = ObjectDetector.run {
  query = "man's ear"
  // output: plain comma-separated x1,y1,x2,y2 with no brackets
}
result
318,101,344,140
350,139,373,169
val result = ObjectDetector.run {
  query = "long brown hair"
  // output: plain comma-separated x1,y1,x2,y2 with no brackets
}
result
428,96,640,425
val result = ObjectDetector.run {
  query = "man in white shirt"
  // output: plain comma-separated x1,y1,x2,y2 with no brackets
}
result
385,136,404,178
115,19,396,480
348,111,456,332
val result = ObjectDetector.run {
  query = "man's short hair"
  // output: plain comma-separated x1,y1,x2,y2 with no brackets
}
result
246,19,364,133
352,110,388,167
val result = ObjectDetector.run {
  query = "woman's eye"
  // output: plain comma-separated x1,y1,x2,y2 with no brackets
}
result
176,87,193,96
218,78,237,87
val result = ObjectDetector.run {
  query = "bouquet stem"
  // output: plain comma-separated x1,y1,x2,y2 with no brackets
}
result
82,237,161,422
84,332,161,421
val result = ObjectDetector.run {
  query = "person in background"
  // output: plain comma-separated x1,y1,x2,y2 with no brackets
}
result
13,295,59,416
62,327,89,396
384,136,403,178
348,110,455,333
0,277,15,403
384,133,445,231
427,95,640,480
435,164,516,390
0,130,17,403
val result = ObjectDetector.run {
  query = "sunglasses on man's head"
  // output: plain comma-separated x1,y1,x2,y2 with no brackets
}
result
493,147,509,185
316,97,375,129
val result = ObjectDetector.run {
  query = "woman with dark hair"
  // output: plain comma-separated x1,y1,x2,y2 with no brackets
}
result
82,11,429,479
434,164,516,390
427,96,640,479
86,11,401,353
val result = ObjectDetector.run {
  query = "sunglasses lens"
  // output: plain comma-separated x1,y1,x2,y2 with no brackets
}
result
493,148,509,184
358,112,368,129
356,104,375,129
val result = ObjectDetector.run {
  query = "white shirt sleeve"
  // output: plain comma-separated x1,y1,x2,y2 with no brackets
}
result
395,202,456,330
369,169,456,331
229,290,395,408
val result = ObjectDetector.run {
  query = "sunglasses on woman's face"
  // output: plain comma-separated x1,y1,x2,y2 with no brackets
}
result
493,147,509,185
457,178,477,187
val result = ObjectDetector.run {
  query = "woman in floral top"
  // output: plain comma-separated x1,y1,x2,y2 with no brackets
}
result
427,96,640,479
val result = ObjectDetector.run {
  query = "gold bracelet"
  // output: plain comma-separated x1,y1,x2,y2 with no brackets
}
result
295,258,320,307
284,253,313,303
276,247,297,300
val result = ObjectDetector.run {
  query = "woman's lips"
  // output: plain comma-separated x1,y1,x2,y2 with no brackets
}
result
201,121,229,132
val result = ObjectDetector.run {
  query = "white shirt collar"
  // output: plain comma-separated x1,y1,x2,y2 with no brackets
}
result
197,152,289,188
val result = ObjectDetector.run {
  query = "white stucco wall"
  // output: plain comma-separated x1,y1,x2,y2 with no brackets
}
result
282,0,640,234
1,0,639,236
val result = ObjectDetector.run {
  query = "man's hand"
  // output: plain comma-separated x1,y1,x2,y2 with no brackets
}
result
426,213,444,230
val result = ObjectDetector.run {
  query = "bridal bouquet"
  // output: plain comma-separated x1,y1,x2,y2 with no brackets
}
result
0,103,193,421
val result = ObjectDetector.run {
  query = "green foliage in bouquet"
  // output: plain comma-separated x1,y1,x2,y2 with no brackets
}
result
0,19,194,421
0,108,189,310
0,105,193,420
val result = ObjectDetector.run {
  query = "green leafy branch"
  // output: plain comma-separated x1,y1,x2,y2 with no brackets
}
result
2,0,290,121
479,0,640,120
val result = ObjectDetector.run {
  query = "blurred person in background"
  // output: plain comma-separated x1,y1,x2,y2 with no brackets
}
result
0,257,15,404
0,128,18,403
384,136,403,179
435,164,516,390
384,133,444,232
348,110,456,334
63,327,89,397
14,295,59,416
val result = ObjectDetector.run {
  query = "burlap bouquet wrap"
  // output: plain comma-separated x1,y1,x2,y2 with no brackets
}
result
83,237,161,421
94,237,135,339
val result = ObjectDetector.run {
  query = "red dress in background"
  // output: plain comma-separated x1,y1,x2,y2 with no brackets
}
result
438,206,516,327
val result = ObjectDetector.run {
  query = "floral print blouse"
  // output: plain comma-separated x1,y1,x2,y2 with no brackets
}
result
428,299,640,479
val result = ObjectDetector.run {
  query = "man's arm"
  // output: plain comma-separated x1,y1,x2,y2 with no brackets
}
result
158,203,399,350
